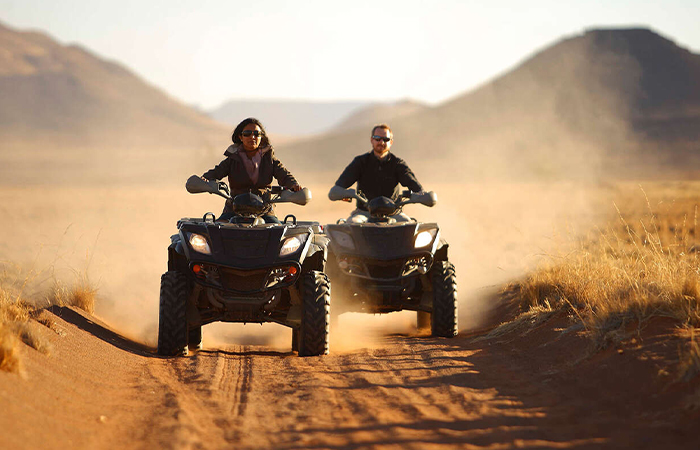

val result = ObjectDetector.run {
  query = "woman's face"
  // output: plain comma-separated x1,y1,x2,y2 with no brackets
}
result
240,123,263,152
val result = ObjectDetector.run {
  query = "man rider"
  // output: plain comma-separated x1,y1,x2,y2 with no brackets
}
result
332,123,423,222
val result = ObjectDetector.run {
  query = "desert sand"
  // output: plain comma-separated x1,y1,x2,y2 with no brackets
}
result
2,303,698,450
2,180,700,449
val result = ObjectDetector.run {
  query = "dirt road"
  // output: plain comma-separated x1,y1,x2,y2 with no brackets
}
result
1,306,699,450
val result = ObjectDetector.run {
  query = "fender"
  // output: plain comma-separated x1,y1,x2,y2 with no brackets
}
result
168,234,187,272
434,238,449,261
302,235,329,272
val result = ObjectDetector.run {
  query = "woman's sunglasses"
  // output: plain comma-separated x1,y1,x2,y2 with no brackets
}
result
372,135,391,143
241,130,263,137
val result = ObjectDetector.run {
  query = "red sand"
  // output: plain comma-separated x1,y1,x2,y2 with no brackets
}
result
1,305,699,450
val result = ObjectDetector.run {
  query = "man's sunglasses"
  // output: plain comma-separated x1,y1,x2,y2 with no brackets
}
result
372,135,391,142
241,130,263,137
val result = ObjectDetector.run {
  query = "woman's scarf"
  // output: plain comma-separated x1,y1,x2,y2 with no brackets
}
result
233,144,272,185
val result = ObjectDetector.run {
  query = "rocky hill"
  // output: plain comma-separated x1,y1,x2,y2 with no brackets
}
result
285,28,700,181
330,99,428,132
2,23,699,184
208,99,369,136
0,21,227,152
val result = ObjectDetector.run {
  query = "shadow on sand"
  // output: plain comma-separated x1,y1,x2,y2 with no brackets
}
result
44,305,296,359
45,305,158,357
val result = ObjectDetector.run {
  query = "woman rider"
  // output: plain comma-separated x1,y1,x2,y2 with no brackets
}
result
201,117,302,223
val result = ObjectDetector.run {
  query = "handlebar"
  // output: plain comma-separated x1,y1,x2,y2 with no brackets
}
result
328,185,437,208
186,175,310,206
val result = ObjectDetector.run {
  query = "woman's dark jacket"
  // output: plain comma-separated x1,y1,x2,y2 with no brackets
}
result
202,144,298,214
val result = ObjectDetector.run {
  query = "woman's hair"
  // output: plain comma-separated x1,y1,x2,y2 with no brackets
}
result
231,117,271,148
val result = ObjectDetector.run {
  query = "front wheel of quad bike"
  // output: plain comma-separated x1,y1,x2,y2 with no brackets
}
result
297,271,330,357
157,271,189,356
431,261,458,338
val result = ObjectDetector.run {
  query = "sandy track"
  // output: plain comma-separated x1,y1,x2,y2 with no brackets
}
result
2,306,699,450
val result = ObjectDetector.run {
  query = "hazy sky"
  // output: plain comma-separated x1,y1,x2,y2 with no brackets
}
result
2,0,699,109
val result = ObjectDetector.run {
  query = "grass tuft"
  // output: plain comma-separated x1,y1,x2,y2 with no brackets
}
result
46,278,97,313
68,278,97,314
0,323,21,373
477,303,557,342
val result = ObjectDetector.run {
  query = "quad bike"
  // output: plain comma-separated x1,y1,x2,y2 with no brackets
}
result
157,176,330,357
325,186,457,337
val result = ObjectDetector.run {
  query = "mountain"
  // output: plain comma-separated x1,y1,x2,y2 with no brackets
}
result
330,99,429,132
0,21,228,152
284,28,700,181
3,23,699,185
207,98,428,136
208,99,369,136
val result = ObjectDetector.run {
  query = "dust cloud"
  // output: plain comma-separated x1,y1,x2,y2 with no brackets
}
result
0,175,606,352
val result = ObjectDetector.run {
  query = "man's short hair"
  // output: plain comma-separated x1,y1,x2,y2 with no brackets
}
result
371,123,392,137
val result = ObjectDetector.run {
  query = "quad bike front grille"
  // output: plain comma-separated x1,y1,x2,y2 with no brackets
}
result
222,237,269,258
365,261,404,279
219,267,268,292
334,252,433,281
360,227,413,252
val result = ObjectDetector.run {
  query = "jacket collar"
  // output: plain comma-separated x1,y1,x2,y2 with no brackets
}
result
224,143,272,158
369,150,392,162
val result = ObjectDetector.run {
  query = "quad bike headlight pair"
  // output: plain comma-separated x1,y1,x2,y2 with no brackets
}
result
414,228,438,248
189,233,307,257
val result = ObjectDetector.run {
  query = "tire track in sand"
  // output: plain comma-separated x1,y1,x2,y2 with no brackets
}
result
143,346,255,448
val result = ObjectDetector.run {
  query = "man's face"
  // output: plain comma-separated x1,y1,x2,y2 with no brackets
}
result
371,127,392,156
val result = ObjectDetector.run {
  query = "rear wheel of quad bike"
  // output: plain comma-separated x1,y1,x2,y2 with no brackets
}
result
291,329,299,352
188,326,202,351
416,311,431,331
431,261,458,338
297,271,330,357
157,271,189,356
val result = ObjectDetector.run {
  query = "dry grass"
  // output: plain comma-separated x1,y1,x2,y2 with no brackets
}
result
0,261,98,372
505,183,700,377
0,323,20,372
0,280,31,373
46,277,97,314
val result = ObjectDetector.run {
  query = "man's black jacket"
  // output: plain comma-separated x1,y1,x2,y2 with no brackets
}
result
335,151,423,209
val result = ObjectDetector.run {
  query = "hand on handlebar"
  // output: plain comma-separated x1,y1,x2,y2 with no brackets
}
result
290,184,302,192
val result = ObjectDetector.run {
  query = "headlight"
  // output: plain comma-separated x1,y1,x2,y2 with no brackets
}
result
280,236,303,256
189,233,211,254
329,230,355,250
414,229,437,248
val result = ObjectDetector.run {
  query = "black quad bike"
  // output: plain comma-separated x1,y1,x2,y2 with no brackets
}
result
325,186,457,337
157,176,330,357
